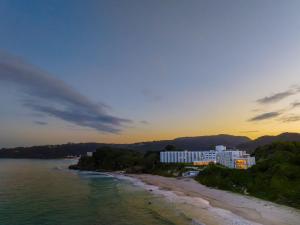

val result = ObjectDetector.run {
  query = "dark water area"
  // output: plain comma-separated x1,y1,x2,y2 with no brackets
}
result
0,159,190,225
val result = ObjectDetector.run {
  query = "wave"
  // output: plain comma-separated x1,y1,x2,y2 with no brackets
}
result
77,171,115,178
112,174,262,225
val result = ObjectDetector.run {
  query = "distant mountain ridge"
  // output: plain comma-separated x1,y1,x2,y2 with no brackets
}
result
0,132,299,158
124,134,250,151
0,143,106,159
238,132,300,153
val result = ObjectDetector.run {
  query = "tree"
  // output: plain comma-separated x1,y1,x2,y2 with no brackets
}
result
164,144,176,151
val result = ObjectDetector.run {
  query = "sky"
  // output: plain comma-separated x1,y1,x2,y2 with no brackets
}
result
0,0,300,148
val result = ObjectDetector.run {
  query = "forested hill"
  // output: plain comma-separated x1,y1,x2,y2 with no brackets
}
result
123,134,250,151
0,143,107,159
238,132,300,153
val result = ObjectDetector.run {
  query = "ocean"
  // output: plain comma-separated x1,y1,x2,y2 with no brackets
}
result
0,159,191,225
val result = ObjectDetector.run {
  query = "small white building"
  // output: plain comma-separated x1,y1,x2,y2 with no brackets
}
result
86,152,93,157
215,145,226,151
182,170,200,177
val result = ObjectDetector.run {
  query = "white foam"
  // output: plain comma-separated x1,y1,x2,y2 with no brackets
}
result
112,173,263,225
77,171,114,178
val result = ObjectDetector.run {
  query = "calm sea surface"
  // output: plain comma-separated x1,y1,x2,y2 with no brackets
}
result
0,159,191,225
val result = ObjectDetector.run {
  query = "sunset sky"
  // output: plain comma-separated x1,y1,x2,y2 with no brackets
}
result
0,0,300,148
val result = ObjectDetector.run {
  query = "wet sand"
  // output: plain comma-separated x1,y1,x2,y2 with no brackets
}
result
120,174,300,225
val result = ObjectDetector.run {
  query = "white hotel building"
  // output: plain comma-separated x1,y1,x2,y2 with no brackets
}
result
160,145,255,169
160,150,216,164
216,150,256,169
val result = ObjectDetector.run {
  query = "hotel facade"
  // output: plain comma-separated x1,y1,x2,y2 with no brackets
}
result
160,145,255,169
160,150,216,164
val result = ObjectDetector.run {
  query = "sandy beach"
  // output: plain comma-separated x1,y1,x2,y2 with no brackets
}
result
118,174,300,225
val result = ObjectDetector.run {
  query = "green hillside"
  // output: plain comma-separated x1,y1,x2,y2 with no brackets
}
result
196,142,300,208
69,146,188,177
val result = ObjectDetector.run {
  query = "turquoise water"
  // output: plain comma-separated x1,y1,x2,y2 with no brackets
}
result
0,159,190,225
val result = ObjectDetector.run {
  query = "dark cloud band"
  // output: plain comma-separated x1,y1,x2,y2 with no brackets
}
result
249,111,281,121
0,52,131,133
279,115,300,123
34,121,48,125
256,86,300,104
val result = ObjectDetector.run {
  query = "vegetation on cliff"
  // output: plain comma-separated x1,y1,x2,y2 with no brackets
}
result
196,142,300,208
70,142,300,208
69,146,188,176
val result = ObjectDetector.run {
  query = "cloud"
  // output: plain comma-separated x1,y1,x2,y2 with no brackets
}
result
256,86,300,104
34,121,48,125
279,115,300,123
141,89,162,102
0,52,131,133
291,101,300,108
249,111,282,121
239,130,259,133
140,120,149,124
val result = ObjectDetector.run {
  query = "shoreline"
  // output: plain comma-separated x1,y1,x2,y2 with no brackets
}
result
114,173,300,225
